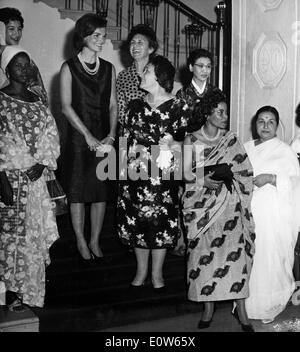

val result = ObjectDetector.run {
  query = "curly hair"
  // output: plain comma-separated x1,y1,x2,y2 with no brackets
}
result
73,13,107,52
148,55,175,93
187,88,226,132
126,24,158,56
0,7,24,28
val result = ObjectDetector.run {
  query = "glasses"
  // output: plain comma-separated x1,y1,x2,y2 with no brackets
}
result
193,63,212,70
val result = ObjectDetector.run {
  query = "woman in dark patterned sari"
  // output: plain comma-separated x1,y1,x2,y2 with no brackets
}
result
118,56,189,289
182,89,255,331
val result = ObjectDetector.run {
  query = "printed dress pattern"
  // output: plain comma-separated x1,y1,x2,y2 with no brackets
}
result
118,98,190,249
0,92,60,307
183,131,255,302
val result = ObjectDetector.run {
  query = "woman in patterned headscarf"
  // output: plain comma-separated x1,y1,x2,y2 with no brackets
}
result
0,46,60,310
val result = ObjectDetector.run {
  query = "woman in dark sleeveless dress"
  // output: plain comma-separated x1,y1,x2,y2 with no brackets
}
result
60,14,118,262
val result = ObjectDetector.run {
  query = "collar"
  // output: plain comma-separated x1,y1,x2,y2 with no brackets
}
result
191,79,207,96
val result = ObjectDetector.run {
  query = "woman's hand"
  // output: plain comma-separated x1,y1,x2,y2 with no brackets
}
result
159,133,174,151
253,173,275,188
0,172,14,206
85,134,102,152
25,164,46,182
101,135,115,146
204,172,223,190
28,85,48,105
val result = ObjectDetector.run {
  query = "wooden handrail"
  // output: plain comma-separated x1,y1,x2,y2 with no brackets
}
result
164,0,215,28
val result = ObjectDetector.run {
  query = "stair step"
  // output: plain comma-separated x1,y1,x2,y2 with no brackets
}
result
0,307,39,332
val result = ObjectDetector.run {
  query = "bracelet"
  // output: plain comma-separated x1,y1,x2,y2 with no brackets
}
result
272,174,276,185
108,135,115,142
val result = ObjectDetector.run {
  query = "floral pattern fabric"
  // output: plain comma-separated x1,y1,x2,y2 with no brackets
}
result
117,97,190,249
0,92,60,307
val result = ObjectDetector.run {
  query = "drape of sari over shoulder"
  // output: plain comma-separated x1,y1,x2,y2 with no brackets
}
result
183,131,255,302
245,137,300,320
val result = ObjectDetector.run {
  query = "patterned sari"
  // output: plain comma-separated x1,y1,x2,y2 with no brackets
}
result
183,131,255,302
0,92,60,307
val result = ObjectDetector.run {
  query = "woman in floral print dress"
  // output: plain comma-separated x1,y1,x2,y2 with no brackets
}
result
0,46,60,309
118,56,190,289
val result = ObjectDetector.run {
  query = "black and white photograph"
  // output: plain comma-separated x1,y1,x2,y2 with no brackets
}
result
0,0,300,338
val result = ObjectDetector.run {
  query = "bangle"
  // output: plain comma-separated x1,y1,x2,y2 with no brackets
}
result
272,174,276,185
108,135,115,141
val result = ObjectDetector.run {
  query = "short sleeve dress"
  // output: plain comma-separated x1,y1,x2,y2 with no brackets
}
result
60,55,112,203
117,97,190,249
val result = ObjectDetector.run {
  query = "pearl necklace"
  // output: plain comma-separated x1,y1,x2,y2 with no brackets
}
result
201,125,221,141
77,53,100,75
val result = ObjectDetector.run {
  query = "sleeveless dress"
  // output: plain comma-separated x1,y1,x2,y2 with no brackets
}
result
61,56,112,203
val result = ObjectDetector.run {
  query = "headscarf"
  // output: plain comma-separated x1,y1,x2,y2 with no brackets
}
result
0,44,30,72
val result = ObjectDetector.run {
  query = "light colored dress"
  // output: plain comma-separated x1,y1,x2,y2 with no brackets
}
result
244,137,300,320
0,92,60,307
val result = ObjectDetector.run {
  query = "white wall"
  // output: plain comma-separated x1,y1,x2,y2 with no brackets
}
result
181,0,221,22
0,0,124,106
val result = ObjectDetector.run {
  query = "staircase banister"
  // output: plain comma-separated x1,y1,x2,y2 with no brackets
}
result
163,0,215,28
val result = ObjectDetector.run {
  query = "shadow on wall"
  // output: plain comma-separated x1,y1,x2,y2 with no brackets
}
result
48,28,75,179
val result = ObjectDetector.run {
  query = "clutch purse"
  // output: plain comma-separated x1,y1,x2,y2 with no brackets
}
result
46,170,68,216
204,163,234,192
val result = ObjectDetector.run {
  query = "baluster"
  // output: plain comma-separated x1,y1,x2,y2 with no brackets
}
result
117,0,123,40
65,0,71,9
216,1,226,91
163,2,170,58
78,0,84,11
128,0,134,33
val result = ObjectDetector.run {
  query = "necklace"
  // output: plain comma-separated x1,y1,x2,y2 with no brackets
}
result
201,125,221,141
77,53,100,75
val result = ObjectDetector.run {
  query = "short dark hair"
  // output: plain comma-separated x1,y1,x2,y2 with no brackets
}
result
148,55,175,93
254,106,280,125
73,13,107,51
0,7,24,28
187,88,226,132
126,24,158,55
187,48,213,67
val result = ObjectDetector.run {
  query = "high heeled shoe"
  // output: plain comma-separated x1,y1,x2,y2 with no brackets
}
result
232,308,255,332
88,246,106,264
197,319,212,329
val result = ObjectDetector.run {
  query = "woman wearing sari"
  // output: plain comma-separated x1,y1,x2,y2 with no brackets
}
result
0,46,60,310
245,106,300,323
183,89,255,331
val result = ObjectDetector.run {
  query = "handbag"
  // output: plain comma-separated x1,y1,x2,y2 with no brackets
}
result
45,170,68,216
204,163,234,192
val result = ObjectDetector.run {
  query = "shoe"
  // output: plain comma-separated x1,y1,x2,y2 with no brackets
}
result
262,318,275,324
197,319,212,329
129,282,145,290
78,253,94,267
241,323,255,332
232,308,255,332
88,246,106,264
153,286,166,293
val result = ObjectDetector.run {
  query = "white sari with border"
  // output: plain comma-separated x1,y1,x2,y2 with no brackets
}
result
244,137,300,320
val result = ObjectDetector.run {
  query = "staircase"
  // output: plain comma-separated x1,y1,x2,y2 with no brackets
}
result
24,0,229,331
30,193,202,332
33,0,230,93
